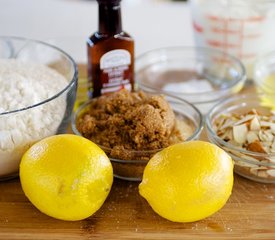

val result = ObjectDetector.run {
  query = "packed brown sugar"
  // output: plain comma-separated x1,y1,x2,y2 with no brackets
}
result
76,90,194,162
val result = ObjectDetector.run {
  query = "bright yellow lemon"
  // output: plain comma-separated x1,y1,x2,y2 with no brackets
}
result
20,134,113,221
139,141,234,223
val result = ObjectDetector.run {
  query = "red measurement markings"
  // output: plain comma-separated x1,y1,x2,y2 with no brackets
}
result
211,27,240,34
238,19,244,59
207,40,239,48
212,56,232,64
207,15,223,21
243,34,261,39
247,16,265,22
211,27,261,38
223,17,228,59
207,15,240,22
207,15,264,23
241,53,257,59
206,14,264,61
193,21,203,33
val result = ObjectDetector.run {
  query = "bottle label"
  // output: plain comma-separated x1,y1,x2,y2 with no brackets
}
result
99,49,132,95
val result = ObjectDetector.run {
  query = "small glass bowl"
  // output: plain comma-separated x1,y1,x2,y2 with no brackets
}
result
72,92,203,181
254,51,275,106
0,36,78,180
136,46,246,115
206,94,275,183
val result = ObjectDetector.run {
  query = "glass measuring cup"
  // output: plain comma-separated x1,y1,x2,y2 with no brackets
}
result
190,0,275,79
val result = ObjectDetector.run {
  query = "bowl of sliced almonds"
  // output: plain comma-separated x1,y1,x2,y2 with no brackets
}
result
206,94,275,183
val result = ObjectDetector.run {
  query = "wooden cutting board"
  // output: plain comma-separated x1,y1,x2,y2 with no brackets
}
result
1,66,275,240
1,176,275,239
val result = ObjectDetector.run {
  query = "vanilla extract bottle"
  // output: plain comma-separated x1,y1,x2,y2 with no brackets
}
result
87,0,134,98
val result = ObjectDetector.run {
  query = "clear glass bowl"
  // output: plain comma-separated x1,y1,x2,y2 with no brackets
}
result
206,94,275,183
254,50,275,95
0,36,78,180
72,92,203,181
136,46,246,115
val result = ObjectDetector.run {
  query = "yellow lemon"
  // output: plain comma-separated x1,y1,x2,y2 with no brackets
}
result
139,141,234,223
19,134,113,221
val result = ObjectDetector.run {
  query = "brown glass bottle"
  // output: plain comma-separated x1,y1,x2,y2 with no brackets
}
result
87,0,134,98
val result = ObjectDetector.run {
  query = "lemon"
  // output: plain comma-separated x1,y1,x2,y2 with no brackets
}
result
19,134,113,221
139,141,234,223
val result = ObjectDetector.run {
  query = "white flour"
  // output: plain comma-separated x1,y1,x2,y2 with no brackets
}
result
163,79,214,94
0,59,68,177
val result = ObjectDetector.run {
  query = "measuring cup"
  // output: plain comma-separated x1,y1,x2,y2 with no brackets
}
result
190,0,275,79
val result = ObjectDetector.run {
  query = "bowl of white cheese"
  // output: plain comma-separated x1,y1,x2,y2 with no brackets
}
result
135,47,246,115
0,36,78,180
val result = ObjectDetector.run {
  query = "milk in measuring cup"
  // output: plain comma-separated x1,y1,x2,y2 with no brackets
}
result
191,0,275,78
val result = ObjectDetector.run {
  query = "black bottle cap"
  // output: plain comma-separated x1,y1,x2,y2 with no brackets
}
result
97,0,121,4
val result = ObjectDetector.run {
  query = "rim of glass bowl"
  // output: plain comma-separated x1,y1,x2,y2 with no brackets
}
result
135,46,246,104
71,91,204,163
197,0,275,6
205,93,275,166
0,36,78,116
254,50,275,90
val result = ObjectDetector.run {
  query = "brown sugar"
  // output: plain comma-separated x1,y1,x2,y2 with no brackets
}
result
76,90,192,161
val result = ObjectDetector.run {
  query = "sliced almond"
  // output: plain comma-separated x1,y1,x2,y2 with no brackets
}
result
258,170,268,178
228,148,255,160
215,109,275,158
247,140,266,153
271,139,275,151
235,160,257,168
251,165,268,170
263,142,272,148
226,139,243,147
248,109,259,115
234,114,255,126
267,169,275,177
260,121,275,129
267,156,275,163
233,124,248,144
259,130,274,142
250,168,258,176
219,118,236,130
218,129,233,141
246,131,259,144
250,117,261,131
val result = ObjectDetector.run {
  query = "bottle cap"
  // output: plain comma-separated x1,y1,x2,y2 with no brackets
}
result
97,0,121,4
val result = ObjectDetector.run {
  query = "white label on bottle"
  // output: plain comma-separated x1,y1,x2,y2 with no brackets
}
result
100,49,131,69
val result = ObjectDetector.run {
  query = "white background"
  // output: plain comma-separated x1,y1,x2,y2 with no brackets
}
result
0,0,194,63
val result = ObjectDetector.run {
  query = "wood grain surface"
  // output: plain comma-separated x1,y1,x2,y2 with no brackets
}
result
1,66,275,240
1,176,275,240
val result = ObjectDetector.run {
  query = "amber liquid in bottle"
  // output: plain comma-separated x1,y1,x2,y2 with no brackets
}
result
87,0,134,98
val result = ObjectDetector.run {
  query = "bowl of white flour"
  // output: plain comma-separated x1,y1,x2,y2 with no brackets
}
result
0,36,78,180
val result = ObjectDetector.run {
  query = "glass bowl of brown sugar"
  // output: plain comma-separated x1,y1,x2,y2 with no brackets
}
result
72,90,203,181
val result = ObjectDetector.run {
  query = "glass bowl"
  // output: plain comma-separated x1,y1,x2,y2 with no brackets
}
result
254,51,275,104
0,37,13,58
206,94,275,183
72,91,203,181
135,46,246,115
0,36,78,180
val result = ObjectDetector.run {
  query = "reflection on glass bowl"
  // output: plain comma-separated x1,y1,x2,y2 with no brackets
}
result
72,91,203,181
136,46,246,115
206,94,275,183
0,36,78,180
